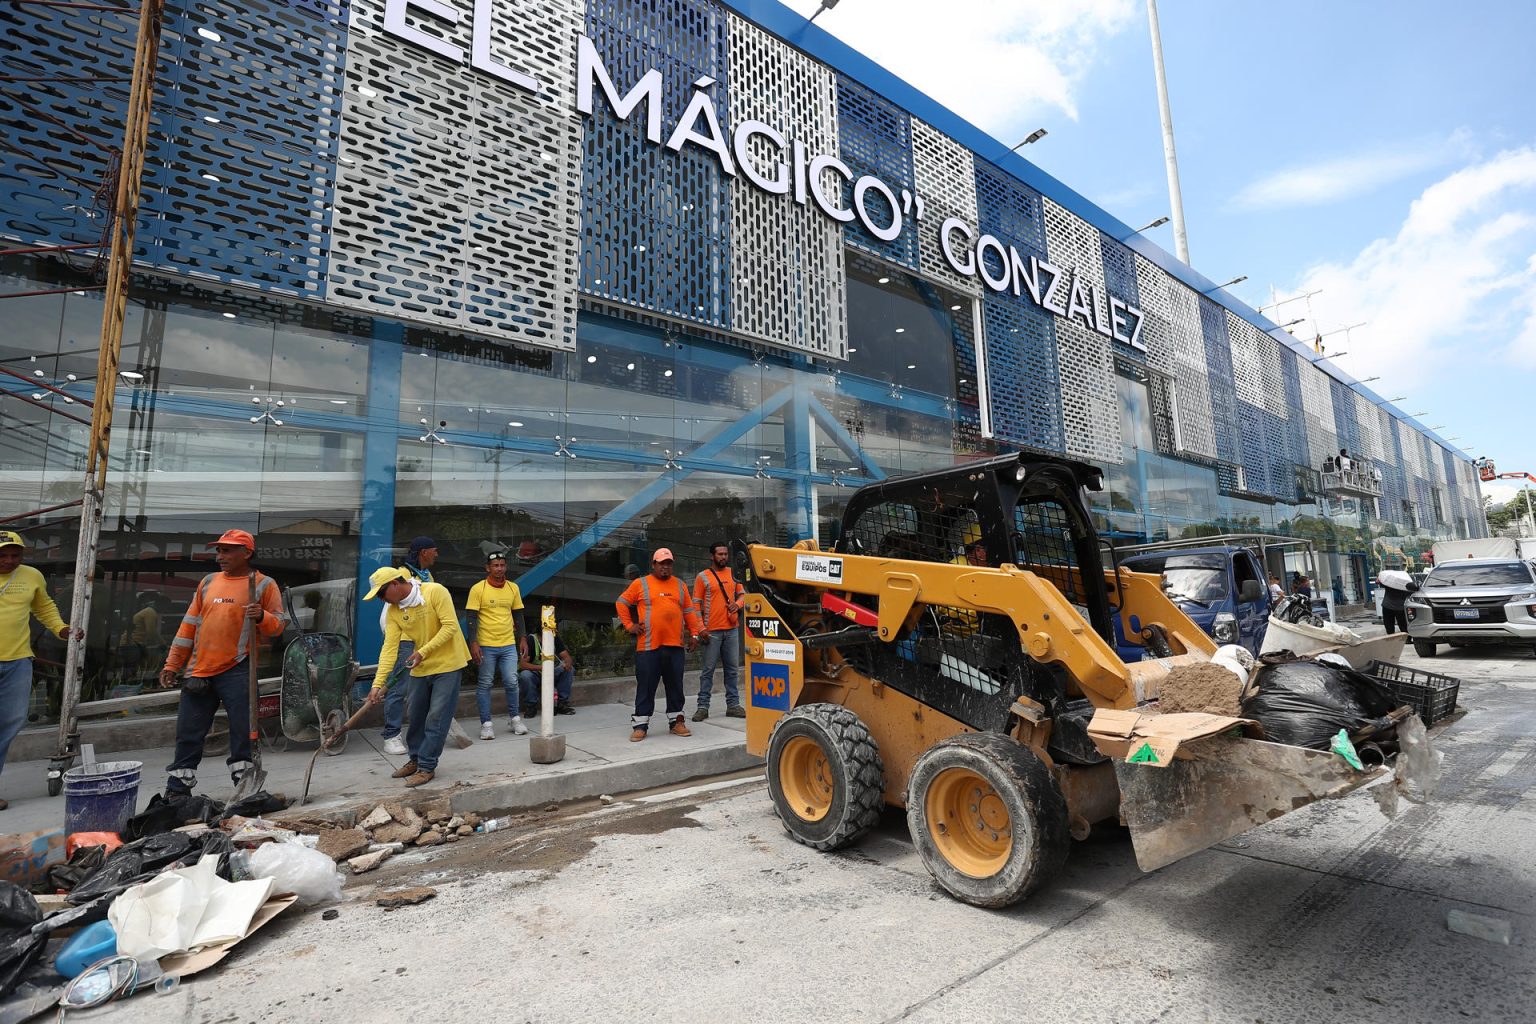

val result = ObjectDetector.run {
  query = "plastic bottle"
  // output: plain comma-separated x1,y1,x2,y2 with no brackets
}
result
475,816,514,834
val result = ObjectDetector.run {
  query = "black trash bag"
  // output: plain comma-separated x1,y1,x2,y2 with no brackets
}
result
195,832,236,881
222,791,291,819
44,844,109,894
123,791,223,841
1242,658,1398,749
65,832,197,906
0,884,46,999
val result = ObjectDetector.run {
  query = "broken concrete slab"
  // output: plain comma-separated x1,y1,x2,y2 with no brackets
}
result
421,796,452,823
371,821,423,846
414,830,444,847
360,805,393,830
316,827,371,864
348,849,392,874
376,886,436,909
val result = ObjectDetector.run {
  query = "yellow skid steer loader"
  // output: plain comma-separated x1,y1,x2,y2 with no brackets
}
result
740,453,1406,908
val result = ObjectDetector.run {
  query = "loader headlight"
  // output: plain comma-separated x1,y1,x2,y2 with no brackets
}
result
1213,612,1237,643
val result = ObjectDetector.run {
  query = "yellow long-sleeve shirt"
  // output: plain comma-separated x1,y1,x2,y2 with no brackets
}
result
374,582,470,687
0,565,68,661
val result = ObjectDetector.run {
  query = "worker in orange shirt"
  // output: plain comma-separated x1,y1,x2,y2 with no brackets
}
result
159,530,286,796
691,540,745,721
616,548,702,742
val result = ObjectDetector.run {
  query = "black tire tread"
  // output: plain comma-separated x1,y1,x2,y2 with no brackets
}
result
766,703,884,852
907,731,1070,908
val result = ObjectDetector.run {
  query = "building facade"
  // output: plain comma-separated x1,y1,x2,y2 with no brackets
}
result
2,0,1482,704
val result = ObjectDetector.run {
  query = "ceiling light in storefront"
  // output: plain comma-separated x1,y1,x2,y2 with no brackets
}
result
906,364,916,369
878,277,890,284
959,378,969,384
118,370,144,380
508,420,524,427
626,362,636,370
950,304,962,311
894,328,905,333
196,28,222,42
222,312,236,318
847,348,857,354
586,355,597,363
663,369,673,377
330,399,347,405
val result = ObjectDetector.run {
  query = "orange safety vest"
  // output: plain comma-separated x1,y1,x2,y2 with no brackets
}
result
616,574,702,651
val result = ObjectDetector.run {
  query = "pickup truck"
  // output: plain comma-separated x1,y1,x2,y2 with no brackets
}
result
1117,545,1274,655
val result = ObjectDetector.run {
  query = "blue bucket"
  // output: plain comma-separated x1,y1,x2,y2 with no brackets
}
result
62,761,143,836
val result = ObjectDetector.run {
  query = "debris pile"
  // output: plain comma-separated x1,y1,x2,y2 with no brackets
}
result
287,798,496,876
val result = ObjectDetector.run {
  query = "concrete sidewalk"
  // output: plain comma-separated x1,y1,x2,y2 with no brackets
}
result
0,700,760,837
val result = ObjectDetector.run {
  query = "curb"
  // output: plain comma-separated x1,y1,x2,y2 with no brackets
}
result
282,741,764,827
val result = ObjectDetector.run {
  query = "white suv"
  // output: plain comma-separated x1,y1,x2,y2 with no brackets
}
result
1405,558,1536,657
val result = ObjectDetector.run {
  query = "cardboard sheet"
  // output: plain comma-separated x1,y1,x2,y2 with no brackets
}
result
159,893,298,978
1088,708,1264,768
109,857,276,960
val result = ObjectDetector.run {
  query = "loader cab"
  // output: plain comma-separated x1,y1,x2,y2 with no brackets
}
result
835,453,1116,647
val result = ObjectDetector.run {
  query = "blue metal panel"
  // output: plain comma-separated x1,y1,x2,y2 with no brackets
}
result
581,0,732,328
972,160,1061,452
835,75,917,269
353,320,402,663
1197,298,1241,469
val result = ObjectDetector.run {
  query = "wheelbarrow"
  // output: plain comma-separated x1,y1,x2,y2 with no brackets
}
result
279,632,359,756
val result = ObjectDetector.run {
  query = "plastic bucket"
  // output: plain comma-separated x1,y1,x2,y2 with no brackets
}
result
62,761,143,836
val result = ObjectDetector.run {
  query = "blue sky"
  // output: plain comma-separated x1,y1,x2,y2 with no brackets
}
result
786,0,1536,506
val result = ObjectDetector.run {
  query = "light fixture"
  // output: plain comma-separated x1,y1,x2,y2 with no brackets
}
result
1012,129,1048,149
894,327,905,334
906,364,916,370
878,276,890,284
196,27,221,42
508,420,524,427
222,312,236,318
329,399,347,405
1213,275,1247,290
586,355,596,363
808,0,840,24
118,370,144,381
626,362,635,370
1135,215,1170,233
1385,396,1407,402
1357,376,1380,383
847,347,857,354
950,304,962,311
1279,317,1304,329
663,369,673,377
1323,351,1348,359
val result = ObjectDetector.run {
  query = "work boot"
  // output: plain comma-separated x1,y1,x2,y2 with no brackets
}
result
403,770,435,788
629,727,647,743
670,717,691,737
555,700,576,715
692,706,709,722
480,722,495,741
391,760,418,779
726,705,746,719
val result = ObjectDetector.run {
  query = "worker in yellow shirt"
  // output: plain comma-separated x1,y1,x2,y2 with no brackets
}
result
0,531,79,809
363,566,470,788
465,551,529,740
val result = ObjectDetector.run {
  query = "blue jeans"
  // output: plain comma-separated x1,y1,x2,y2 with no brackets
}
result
380,640,414,739
0,659,33,778
697,628,741,708
406,669,460,773
476,645,521,723
167,661,253,794
632,647,686,728
519,665,573,710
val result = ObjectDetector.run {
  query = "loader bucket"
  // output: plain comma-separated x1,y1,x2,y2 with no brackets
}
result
1113,732,1387,871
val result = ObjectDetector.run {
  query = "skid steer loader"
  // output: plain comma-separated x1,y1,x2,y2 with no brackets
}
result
740,452,1406,908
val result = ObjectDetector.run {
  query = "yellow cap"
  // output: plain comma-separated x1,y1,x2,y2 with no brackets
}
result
0,531,24,550
363,566,411,601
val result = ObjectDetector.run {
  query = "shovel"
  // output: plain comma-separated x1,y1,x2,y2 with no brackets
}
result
229,573,268,805
299,702,373,805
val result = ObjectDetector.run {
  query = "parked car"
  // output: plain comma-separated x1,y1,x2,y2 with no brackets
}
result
1117,545,1273,655
1404,558,1536,657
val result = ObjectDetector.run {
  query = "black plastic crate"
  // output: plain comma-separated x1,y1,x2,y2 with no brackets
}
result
1364,660,1461,726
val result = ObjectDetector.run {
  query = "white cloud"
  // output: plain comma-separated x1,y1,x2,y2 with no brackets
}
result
1228,136,1473,211
1276,147,1536,392
785,0,1137,132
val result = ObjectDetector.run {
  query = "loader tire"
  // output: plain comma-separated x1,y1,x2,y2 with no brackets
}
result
907,732,1068,908
766,703,884,851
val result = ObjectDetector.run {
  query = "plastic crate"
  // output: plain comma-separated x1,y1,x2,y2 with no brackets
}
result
1363,660,1460,726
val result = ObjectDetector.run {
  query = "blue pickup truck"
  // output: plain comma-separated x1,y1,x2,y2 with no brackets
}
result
1117,544,1275,655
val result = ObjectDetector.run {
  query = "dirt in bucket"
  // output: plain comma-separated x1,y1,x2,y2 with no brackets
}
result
1158,662,1246,716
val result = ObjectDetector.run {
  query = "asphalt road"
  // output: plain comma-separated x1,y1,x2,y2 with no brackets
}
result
128,645,1532,1024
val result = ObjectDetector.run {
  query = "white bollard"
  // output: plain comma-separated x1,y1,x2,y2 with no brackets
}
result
529,605,565,764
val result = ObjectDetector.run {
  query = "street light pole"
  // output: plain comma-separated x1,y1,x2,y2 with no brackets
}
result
1146,0,1189,263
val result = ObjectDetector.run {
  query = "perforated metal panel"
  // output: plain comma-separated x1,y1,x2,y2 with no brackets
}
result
1042,198,1119,463
836,76,916,269
1196,298,1241,469
1353,393,1384,462
912,120,979,294
1299,362,1338,473
580,0,731,329
324,0,581,347
725,12,845,357
1135,254,1216,459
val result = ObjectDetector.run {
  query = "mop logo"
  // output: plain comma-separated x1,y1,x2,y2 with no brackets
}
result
751,662,790,712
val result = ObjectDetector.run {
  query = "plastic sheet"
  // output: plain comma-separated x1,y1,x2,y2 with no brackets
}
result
123,792,222,842
1242,657,1398,749
247,843,344,906
66,833,196,907
0,885,46,999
